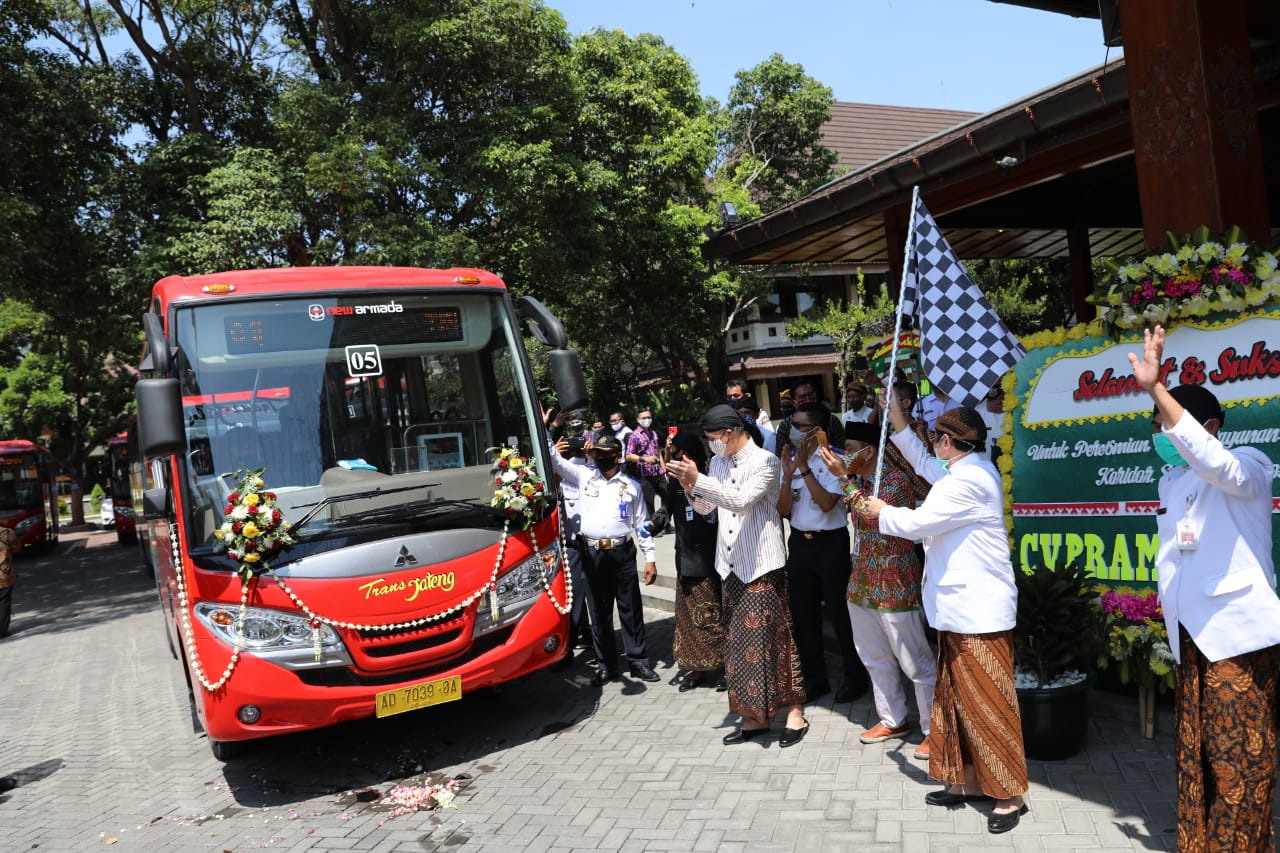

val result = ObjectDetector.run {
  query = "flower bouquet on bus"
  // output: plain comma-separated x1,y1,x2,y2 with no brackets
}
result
212,467,297,583
486,445,571,617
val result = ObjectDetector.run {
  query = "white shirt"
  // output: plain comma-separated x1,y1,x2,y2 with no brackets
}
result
918,394,957,430
557,454,592,537
785,450,847,532
877,427,1017,633
842,406,874,425
549,449,655,562
1155,415,1280,663
690,440,787,583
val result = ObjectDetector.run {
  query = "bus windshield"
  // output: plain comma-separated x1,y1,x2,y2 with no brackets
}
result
0,455,41,511
171,290,550,568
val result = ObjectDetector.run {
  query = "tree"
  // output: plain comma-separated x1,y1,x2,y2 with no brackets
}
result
0,2,140,520
785,272,893,413
969,257,1077,336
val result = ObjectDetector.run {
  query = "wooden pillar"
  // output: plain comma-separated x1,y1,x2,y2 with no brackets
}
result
1066,224,1094,324
882,205,910,298
1122,0,1269,246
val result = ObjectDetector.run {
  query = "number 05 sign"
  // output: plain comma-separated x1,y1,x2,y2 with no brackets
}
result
345,344,383,377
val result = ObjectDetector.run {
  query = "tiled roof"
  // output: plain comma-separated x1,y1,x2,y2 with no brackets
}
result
823,102,980,171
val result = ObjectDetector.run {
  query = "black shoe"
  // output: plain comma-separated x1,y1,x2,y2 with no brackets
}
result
722,726,767,745
805,681,830,701
987,804,1028,834
925,788,994,807
629,663,661,682
589,669,618,687
678,674,704,692
833,680,867,703
779,722,810,748
714,676,728,692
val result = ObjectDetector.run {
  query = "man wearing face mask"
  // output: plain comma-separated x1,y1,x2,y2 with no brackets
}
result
549,431,660,686
774,381,844,460
859,390,1027,834
1129,326,1280,851
607,411,633,448
777,402,869,705
666,406,809,747
625,408,665,518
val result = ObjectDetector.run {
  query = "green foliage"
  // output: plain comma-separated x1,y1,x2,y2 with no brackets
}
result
1013,561,1101,689
968,258,1076,336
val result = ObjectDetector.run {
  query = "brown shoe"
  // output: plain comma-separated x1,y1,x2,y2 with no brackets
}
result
913,739,931,760
859,721,910,744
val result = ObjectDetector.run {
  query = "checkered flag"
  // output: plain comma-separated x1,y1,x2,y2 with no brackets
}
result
901,196,1024,409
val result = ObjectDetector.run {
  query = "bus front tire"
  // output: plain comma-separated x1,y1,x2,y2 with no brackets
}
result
209,739,248,761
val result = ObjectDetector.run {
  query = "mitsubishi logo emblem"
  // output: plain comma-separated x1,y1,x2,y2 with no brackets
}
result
393,545,417,568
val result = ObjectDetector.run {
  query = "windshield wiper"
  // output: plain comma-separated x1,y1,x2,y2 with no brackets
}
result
292,483,440,531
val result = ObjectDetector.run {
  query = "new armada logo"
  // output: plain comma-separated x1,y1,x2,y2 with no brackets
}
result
307,301,405,321
394,545,417,568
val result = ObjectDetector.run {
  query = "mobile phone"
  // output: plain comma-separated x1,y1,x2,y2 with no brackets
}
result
668,426,678,438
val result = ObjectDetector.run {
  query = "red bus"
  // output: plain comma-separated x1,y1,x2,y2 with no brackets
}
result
0,439,60,553
105,433,139,543
133,267,586,758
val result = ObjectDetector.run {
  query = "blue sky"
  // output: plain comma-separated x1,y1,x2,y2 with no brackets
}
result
547,1,1117,113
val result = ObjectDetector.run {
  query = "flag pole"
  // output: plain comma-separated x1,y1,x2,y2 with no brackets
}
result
872,185,920,498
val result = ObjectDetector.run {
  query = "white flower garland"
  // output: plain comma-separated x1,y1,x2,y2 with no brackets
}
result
170,521,250,692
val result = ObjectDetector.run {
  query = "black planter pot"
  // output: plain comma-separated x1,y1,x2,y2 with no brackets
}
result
1016,676,1090,761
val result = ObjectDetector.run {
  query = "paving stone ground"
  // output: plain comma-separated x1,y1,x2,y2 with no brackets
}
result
0,527,1260,851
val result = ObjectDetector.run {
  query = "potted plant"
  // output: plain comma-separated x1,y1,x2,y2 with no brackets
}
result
1013,561,1101,760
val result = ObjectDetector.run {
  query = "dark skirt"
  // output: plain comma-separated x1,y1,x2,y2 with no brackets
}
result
930,630,1028,799
674,574,724,672
1175,627,1279,853
722,570,806,725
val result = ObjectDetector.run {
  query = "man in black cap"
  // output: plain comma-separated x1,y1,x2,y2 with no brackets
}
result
1129,326,1280,849
548,428,660,685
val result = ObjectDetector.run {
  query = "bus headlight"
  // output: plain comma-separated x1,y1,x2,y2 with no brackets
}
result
14,515,39,533
193,602,347,658
475,542,562,634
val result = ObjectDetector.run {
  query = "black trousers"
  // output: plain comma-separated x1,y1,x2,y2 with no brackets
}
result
0,584,12,638
580,539,648,672
637,474,663,518
786,527,867,690
565,543,590,641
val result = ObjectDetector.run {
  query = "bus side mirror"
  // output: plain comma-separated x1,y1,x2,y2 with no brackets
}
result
136,378,185,458
516,296,568,349
140,312,171,375
142,487,169,520
548,349,588,413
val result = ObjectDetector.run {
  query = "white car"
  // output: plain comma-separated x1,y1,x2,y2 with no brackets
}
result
100,497,115,530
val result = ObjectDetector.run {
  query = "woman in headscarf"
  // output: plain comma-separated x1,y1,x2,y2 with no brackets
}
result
654,429,724,691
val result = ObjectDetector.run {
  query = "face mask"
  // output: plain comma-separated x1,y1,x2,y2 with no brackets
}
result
725,396,743,406
788,425,811,444
709,438,728,457
595,455,620,472
741,414,755,425
846,446,871,468
780,403,796,417
638,418,652,428
611,423,624,433
935,453,951,472
1152,432,1187,467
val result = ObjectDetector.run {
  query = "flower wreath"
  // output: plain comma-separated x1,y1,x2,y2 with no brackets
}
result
489,446,550,528
213,467,296,582
1089,226,1280,338
486,445,571,616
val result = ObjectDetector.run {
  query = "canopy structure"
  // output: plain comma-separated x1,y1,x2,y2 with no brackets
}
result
705,0,1280,324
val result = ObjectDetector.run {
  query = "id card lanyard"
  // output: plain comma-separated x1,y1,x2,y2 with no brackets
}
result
1176,490,1199,551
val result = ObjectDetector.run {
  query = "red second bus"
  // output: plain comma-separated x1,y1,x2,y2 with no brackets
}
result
134,267,586,758
105,433,139,544
0,440,60,552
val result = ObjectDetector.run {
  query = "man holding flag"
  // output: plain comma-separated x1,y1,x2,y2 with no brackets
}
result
857,189,1029,834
